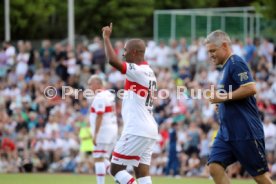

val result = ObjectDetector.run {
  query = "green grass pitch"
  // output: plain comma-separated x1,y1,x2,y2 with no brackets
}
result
0,174,275,184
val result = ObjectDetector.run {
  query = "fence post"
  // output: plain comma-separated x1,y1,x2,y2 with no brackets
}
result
154,12,158,42
191,13,196,42
171,13,176,40
243,10,248,42
207,14,211,35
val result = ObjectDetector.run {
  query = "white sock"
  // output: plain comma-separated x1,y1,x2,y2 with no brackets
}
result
95,162,106,184
114,170,137,184
104,159,111,174
137,176,152,184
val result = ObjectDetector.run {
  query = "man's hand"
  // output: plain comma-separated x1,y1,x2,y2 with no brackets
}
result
102,23,113,39
208,91,228,104
101,22,124,71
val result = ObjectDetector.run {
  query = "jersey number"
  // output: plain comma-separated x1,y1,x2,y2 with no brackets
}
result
145,80,157,107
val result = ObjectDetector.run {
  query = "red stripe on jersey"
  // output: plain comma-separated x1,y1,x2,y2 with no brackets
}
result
112,152,140,161
121,62,127,74
91,106,113,114
127,178,135,184
124,79,148,97
93,150,107,153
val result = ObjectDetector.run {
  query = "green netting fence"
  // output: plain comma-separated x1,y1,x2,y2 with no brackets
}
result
154,7,276,44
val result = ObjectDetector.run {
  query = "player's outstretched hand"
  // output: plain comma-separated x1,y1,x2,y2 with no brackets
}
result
102,23,113,39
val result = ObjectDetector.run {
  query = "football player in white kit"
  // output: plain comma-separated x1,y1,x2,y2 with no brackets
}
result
102,23,158,184
88,75,118,184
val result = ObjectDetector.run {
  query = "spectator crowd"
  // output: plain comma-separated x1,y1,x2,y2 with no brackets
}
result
0,36,276,179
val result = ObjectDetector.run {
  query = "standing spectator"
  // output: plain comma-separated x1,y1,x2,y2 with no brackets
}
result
25,41,36,72
77,120,94,174
177,38,188,53
66,52,79,76
114,41,124,60
39,40,54,61
54,43,67,63
243,37,256,63
79,45,92,68
155,40,172,68
231,38,244,58
165,122,180,177
185,122,200,156
15,43,29,77
0,47,8,77
145,41,157,67
196,38,208,71
88,36,101,53
92,41,106,72
3,41,16,67
169,39,180,72
259,38,274,70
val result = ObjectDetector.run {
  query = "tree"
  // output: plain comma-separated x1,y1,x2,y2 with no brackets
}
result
252,0,276,19
74,0,154,38
0,0,65,40
1,0,274,40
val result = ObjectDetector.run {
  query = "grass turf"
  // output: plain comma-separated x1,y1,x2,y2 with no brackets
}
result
1,174,275,184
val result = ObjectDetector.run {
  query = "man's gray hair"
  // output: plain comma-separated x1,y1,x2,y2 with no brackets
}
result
205,30,231,46
87,75,103,85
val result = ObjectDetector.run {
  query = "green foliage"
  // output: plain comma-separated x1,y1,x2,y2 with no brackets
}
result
252,0,276,39
0,0,275,40
0,0,66,40
252,0,276,19
0,0,154,40
75,0,154,38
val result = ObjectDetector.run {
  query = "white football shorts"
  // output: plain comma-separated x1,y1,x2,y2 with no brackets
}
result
111,134,156,167
93,143,115,159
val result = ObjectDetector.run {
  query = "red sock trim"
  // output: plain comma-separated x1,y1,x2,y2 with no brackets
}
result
96,174,105,176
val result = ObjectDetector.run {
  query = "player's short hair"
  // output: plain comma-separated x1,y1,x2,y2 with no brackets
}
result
87,75,103,85
205,30,231,46
127,39,146,53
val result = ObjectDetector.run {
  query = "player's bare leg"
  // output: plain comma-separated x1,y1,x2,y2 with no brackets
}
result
209,163,230,184
110,163,137,184
134,163,152,184
253,172,273,184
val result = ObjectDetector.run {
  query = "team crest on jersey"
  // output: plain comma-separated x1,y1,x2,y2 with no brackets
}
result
238,72,248,82
129,64,135,70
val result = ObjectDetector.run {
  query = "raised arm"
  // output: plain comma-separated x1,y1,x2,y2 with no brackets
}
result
102,23,124,72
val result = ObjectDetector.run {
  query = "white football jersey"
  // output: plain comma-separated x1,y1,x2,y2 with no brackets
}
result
89,90,118,144
120,61,158,140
